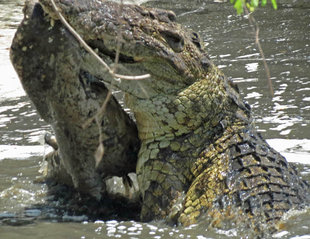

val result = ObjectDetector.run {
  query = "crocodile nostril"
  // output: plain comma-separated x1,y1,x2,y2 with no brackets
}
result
160,30,184,53
31,3,44,19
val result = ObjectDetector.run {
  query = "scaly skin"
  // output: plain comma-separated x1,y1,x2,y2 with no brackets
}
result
38,0,310,231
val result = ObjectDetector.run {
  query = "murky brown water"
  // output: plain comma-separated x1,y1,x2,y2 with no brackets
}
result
1,0,310,238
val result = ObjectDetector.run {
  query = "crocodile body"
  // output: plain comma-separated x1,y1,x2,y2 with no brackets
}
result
13,0,310,233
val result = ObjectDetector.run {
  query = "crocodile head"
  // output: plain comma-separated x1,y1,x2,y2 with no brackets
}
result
39,0,244,140
40,1,211,93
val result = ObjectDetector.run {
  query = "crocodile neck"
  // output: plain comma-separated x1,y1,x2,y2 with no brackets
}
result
127,66,237,141
126,66,246,202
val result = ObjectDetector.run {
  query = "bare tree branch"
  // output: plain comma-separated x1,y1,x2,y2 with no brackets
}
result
244,7,274,97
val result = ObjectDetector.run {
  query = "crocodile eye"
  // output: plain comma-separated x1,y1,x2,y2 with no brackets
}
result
191,32,202,49
160,30,184,53
148,9,176,23
166,11,176,22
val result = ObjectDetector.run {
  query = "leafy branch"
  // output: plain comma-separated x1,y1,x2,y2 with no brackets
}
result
230,0,275,97
230,0,277,14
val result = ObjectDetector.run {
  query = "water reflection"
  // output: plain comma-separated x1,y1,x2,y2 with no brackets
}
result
0,97,50,146
0,145,50,160
0,29,25,100
245,62,258,72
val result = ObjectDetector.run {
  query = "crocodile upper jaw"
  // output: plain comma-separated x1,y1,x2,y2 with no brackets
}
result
39,0,212,99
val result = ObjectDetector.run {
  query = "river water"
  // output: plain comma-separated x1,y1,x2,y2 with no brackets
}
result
0,0,309,238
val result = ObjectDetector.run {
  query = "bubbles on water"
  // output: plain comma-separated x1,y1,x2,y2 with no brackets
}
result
105,220,125,237
88,220,219,238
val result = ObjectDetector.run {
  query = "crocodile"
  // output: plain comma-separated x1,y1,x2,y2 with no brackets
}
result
10,0,140,199
14,0,310,234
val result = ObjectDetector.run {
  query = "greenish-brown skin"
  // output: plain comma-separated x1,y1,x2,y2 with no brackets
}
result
38,0,310,231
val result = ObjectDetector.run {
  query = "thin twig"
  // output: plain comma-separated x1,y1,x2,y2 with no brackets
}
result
91,1,126,163
245,8,274,97
82,0,125,130
49,0,150,81
92,0,127,168
94,116,104,168
112,2,124,73
251,16,274,97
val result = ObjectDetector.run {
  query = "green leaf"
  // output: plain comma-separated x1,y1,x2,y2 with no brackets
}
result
271,0,278,10
234,0,244,14
251,0,259,8
246,2,250,8
261,0,267,7
230,0,277,14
